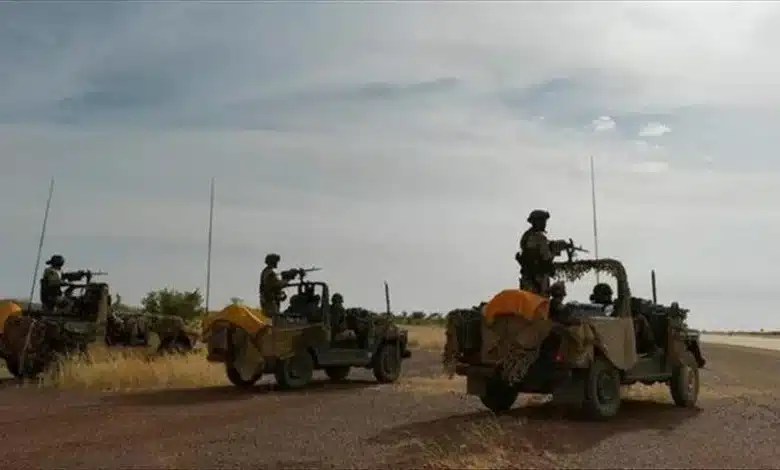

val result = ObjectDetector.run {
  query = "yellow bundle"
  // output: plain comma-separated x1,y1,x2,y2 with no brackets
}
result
482,289,549,325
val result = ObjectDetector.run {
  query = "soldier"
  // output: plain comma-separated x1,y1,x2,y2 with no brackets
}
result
259,253,288,318
40,254,79,312
516,210,568,296
330,293,353,341
548,281,569,322
589,283,615,315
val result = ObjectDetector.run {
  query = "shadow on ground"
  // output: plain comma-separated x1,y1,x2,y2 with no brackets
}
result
371,398,701,463
102,378,378,407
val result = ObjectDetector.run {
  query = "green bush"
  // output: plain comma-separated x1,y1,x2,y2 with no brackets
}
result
140,288,205,321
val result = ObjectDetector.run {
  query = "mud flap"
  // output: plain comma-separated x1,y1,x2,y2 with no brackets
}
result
206,327,229,362
551,374,585,408
466,374,487,396
231,328,264,380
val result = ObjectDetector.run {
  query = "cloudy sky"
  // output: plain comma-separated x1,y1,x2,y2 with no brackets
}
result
1,2,779,330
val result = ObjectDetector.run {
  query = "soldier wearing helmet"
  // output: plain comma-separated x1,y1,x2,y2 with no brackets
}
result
589,283,615,315
516,210,568,296
548,281,569,321
40,254,66,311
259,253,288,318
40,254,86,313
330,292,353,341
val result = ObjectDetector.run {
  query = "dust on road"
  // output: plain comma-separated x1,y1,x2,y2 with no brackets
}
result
0,343,777,469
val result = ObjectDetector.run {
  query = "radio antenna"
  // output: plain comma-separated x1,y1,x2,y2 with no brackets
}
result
205,177,215,313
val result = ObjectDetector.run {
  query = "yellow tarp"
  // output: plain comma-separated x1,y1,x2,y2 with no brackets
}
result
0,301,22,335
483,289,549,325
201,304,271,337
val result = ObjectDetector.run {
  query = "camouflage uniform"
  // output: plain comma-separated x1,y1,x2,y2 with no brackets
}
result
548,281,568,322
330,293,352,340
259,253,285,318
40,255,69,312
517,210,555,295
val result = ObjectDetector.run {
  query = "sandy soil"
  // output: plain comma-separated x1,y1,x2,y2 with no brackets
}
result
0,342,777,469
701,333,780,351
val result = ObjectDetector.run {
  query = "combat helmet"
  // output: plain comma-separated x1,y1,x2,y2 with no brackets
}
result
264,253,281,265
45,254,65,267
527,209,550,224
549,281,567,298
332,293,344,304
589,283,613,303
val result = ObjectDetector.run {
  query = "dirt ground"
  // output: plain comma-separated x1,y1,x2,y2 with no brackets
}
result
0,343,778,469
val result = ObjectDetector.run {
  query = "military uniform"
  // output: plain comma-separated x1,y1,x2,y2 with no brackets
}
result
40,255,66,312
330,293,348,335
517,210,555,295
548,281,568,322
259,253,285,318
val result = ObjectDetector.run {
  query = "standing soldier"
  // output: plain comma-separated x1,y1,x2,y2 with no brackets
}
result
259,253,287,318
516,210,569,296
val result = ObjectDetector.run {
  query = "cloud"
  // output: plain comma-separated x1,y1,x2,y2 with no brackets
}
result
638,122,672,137
591,116,617,132
1,2,779,330
630,161,670,174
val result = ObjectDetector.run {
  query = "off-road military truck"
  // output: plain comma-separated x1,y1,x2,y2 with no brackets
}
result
202,269,412,390
0,272,110,379
443,257,702,421
106,305,199,354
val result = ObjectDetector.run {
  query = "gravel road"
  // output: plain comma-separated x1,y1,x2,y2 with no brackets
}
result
0,342,778,469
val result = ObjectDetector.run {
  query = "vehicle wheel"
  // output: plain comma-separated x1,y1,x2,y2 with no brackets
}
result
325,366,350,382
373,343,402,384
582,356,622,420
275,351,314,390
226,364,262,388
479,378,519,414
161,338,192,355
669,352,700,407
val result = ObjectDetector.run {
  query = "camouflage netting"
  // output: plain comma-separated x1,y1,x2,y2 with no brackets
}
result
553,258,631,316
442,307,554,385
442,308,481,376
1,315,96,367
483,315,553,385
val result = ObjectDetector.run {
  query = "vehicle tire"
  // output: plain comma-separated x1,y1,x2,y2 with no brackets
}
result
669,351,700,407
325,366,350,382
161,337,192,355
479,378,519,414
582,356,622,420
226,364,262,388
275,351,314,390
373,342,402,384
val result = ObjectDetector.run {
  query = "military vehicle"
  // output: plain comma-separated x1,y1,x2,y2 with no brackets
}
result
0,272,200,379
202,268,412,390
0,271,110,379
106,305,199,354
443,256,703,420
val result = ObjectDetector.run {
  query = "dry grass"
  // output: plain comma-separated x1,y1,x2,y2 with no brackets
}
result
404,324,445,350
40,344,228,391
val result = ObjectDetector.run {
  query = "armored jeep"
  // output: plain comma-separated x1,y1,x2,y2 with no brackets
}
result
106,306,199,354
443,258,703,420
0,278,110,379
202,271,412,390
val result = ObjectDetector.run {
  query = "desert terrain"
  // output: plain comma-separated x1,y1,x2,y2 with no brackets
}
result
0,326,778,469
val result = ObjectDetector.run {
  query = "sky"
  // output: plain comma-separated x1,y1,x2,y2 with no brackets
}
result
1,1,779,331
